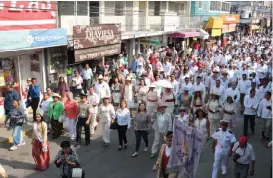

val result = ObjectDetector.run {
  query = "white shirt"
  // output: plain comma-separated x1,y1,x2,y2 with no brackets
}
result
237,80,251,94
72,76,83,89
152,112,172,133
81,68,93,80
192,83,205,94
257,98,272,119
87,93,100,113
212,128,236,152
40,98,53,113
224,88,240,104
257,85,271,101
256,64,268,79
116,108,131,128
97,104,115,123
210,86,225,101
163,62,172,76
243,95,259,115
94,81,111,100
232,142,255,164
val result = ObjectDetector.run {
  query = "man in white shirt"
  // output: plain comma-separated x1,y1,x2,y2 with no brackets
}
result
81,64,93,94
163,58,172,77
181,77,193,94
257,91,272,140
224,82,240,104
243,89,259,136
210,79,225,103
72,71,83,97
256,78,271,101
237,74,251,114
94,75,111,102
232,136,255,177
87,87,100,135
255,60,268,80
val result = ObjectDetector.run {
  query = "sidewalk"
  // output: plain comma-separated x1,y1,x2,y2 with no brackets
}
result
0,114,33,144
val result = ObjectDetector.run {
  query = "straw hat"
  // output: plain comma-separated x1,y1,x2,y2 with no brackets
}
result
52,93,61,98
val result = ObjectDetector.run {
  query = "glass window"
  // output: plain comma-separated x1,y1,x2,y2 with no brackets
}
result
77,1,88,16
115,2,125,16
198,1,202,9
59,1,75,15
105,1,115,16
154,1,160,16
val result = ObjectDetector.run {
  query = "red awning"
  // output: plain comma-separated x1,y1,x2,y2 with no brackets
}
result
169,31,200,38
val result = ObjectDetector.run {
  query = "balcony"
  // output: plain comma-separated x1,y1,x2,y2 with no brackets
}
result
240,18,252,24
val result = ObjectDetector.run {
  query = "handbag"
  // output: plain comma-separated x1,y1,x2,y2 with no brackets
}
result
110,118,118,130
71,167,83,178
58,115,66,123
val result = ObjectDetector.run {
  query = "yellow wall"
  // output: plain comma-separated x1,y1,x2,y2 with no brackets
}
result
207,17,224,29
211,29,222,37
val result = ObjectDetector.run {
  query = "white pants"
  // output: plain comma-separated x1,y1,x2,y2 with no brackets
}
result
151,130,164,154
90,113,98,134
209,118,220,136
65,118,77,139
101,122,111,143
212,150,229,178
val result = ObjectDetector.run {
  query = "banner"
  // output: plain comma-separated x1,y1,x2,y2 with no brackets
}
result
167,119,206,178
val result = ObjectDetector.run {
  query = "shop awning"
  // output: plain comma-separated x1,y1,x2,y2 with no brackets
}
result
210,29,222,37
168,31,200,38
207,17,224,29
74,44,121,62
139,38,160,46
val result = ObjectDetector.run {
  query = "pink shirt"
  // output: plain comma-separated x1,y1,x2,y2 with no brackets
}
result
64,100,79,119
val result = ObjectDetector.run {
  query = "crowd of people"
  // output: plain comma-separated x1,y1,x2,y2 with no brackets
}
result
1,30,272,178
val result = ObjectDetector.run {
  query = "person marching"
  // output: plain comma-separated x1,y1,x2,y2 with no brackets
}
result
206,90,222,136
222,95,237,128
194,108,210,139
191,89,205,115
150,103,172,158
123,77,135,110
136,78,149,103
97,96,115,147
111,77,123,109
75,93,92,147
161,86,175,114
87,87,100,135
212,119,236,178
177,86,192,113
146,84,158,117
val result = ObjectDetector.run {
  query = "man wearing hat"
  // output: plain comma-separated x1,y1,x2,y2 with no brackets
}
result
211,119,236,177
205,67,220,97
151,103,172,158
94,75,111,103
75,93,92,147
232,136,255,177
220,69,231,89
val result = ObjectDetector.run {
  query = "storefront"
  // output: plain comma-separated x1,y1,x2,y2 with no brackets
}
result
220,14,240,45
168,31,201,51
207,17,223,40
0,28,67,94
73,24,122,70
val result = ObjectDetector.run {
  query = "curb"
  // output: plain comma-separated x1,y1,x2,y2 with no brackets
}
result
0,129,33,144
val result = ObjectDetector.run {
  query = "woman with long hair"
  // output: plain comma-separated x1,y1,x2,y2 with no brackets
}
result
32,108,50,171
131,102,150,157
194,108,210,138
222,96,236,128
111,77,123,109
136,78,149,103
191,90,204,114
146,84,158,117
58,77,69,99
64,92,79,140
206,91,222,136
9,100,26,151
97,96,115,147
48,93,64,139
54,140,84,178
116,99,131,150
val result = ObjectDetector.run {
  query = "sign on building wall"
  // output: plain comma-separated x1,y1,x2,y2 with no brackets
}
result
73,24,122,50
0,1,57,31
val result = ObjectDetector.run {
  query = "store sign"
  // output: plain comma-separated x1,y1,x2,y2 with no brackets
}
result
0,1,57,31
220,14,240,24
73,24,121,50
75,44,121,62
0,28,68,52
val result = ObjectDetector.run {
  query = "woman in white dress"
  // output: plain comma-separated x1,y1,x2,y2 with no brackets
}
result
124,77,135,109
97,96,115,147
194,108,210,138
136,78,149,103
206,91,222,135
111,77,123,109
146,84,158,117
222,96,236,128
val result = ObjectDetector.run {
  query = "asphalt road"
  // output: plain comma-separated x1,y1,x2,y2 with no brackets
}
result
0,114,271,178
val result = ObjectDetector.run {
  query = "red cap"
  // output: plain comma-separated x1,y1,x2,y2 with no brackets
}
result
239,136,248,145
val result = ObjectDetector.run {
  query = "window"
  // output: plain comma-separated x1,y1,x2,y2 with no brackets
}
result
221,2,231,12
210,1,220,11
89,1,99,17
180,3,185,14
115,2,125,16
105,1,115,16
198,1,202,9
149,1,160,16
59,1,75,15
77,1,88,16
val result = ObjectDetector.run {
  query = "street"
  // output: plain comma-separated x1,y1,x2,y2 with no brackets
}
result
0,114,271,178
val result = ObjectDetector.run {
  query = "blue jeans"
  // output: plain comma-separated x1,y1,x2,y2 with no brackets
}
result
12,125,22,145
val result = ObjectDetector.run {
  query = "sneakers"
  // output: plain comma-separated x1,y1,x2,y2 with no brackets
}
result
150,154,156,158
222,167,227,175
143,147,148,152
18,141,25,147
9,145,18,151
131,152,138,157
